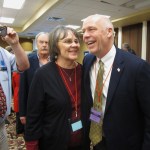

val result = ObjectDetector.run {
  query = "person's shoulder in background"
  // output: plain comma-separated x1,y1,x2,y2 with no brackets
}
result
128,49,136,55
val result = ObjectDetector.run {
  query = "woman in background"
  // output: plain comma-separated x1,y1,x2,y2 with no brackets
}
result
12,72,24,134
25,25,84,150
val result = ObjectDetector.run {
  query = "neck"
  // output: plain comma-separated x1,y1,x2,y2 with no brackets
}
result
38,53,49,59
56,59,76,69
97,44,113,58
38,53,50,65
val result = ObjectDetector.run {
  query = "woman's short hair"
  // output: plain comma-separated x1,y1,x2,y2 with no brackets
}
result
49,25,80,62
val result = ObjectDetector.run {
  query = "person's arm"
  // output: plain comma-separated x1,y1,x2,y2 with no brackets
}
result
2,27,29,71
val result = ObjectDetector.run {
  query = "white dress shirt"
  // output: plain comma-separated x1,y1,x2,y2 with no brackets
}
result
89,45,116,116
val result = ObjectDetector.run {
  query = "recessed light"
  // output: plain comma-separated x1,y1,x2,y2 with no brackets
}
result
0,17,14,24
3,0,25,9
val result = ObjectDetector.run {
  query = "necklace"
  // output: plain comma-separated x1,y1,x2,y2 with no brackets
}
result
61,68,75,81
57,63,78,117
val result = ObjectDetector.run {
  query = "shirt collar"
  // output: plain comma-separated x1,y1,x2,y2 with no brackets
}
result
96,45,116,67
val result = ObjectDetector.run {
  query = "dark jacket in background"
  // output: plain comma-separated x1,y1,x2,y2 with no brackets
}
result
19,52,39,118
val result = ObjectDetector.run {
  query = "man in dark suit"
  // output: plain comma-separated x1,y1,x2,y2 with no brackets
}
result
81,14,150,150
19,32,50,129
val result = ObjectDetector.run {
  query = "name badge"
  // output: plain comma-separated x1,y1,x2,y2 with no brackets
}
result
0,66,7,71
0,60,7,71
89,108,102,123
71,120,82,132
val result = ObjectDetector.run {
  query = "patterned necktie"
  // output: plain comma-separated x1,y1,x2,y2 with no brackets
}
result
0,84,7,118
89,60,104,146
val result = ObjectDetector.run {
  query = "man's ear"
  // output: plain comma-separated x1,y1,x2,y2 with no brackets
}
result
107,28,113,37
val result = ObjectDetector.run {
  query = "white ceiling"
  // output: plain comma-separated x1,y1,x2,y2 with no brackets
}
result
0,0,150,38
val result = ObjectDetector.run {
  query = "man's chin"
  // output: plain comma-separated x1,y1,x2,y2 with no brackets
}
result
88,48,97,54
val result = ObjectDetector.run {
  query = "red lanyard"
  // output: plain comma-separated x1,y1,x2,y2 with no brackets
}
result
57,64,78,117
95,62,113,102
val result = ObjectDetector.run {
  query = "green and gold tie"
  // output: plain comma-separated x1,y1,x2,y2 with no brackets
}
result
89,60,104,146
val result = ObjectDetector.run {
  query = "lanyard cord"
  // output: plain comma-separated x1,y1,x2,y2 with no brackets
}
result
95,62,113,103
57,63,78,117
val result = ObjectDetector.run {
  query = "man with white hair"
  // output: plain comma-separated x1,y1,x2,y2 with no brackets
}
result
19,32,50,132
82,14,150,150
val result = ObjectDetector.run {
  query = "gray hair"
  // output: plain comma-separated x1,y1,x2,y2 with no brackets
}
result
35,32,49,44
49,25,80,62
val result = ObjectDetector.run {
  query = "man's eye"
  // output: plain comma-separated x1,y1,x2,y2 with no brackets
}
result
39,41,44,44
89,28,94,31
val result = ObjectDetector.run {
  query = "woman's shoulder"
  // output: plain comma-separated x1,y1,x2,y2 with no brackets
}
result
35,62,56,75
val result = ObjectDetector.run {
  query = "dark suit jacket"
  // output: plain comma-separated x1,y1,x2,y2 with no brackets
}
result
19,52,39,117
82,48,150,150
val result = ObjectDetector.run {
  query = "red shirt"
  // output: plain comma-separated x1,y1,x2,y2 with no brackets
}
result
12,72,20,112
59,64,82,147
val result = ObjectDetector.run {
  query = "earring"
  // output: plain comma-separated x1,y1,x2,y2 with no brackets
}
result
55,55,58,59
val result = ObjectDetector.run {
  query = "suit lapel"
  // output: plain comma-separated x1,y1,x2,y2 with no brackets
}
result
32,54,39,69
84,54,96,106
105,49,125,114
84,55,96,81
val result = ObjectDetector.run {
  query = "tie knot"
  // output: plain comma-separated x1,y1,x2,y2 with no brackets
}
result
99,60,103,65
98,60,104,73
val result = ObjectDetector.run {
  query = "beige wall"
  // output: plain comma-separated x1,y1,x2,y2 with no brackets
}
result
0,37,33,52
19,38,33,52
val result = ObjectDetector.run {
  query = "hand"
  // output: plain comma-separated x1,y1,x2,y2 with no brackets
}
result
1,27,19,46
20,116,26,125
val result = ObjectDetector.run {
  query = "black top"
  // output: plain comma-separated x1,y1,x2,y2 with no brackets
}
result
25,62,84,150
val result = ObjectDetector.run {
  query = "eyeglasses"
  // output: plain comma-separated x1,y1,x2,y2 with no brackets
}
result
59,38,79,44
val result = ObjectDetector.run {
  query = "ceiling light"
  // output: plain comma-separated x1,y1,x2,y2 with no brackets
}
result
3,0,25,9
66,25,80,29
0,17,14,24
